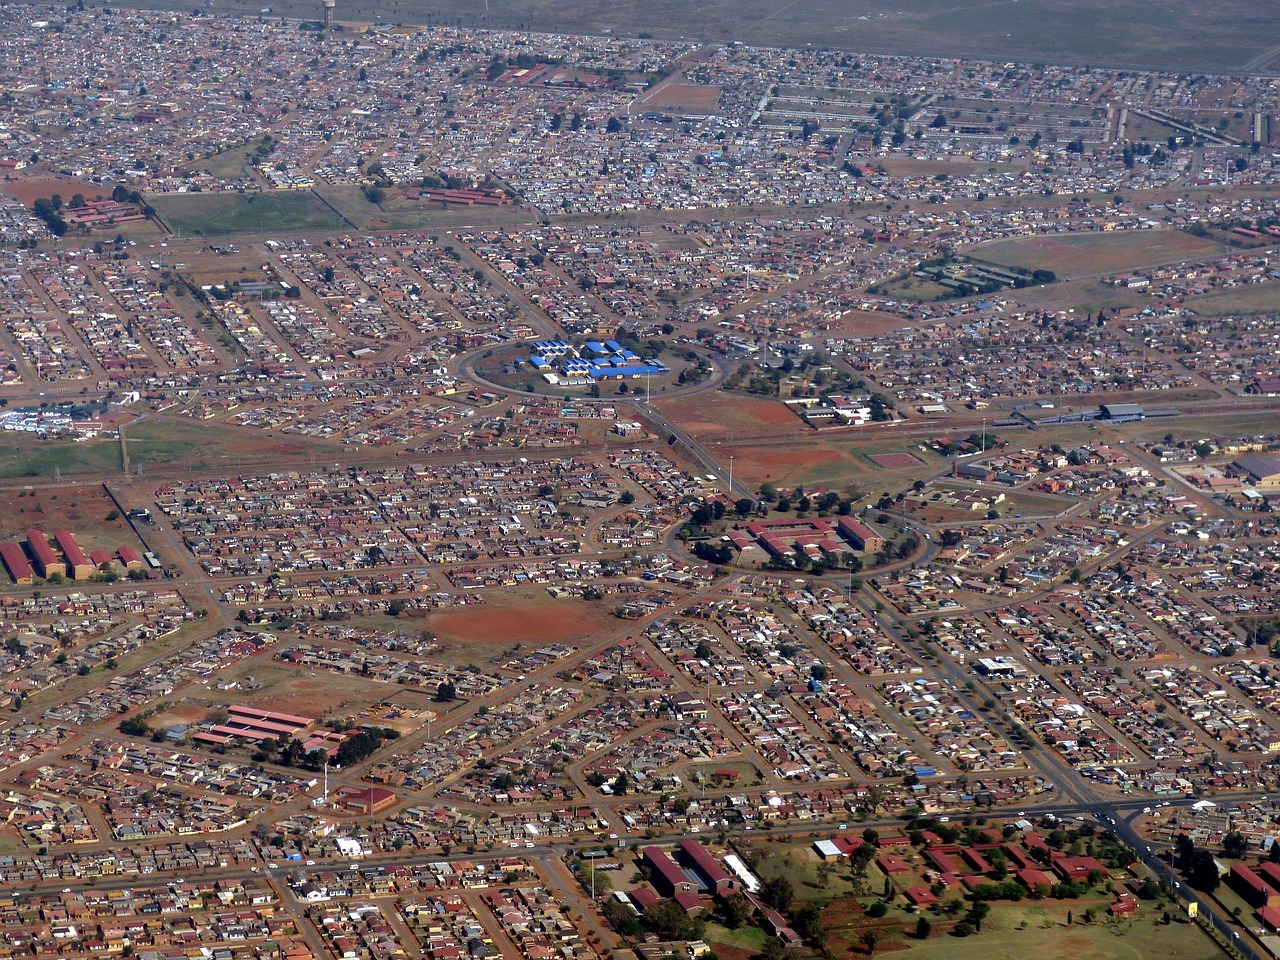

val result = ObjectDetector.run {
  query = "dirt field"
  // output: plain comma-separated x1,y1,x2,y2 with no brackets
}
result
0,176,112,207
971,230,1228,280
657,391,802,442
637,82,722,113
198,661,391,721
426,595,613,646
1184,282,1280,316
877,158,984,178
831,309,914,337
0,484,139,553
713,441,846,489
870,452,922,469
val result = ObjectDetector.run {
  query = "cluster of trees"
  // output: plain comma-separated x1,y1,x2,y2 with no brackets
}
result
32,196,68,236
252,725,397,770
1174,834,1221,891
604,898,705,942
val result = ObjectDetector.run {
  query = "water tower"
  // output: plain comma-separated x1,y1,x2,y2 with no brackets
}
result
322,0,334,25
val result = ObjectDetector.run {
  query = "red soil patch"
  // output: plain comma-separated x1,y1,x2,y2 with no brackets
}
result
659,393,800,440
247,675,369,721
426,599,605,645
0,176,110,207
640,81,722,113
0,485,135,550
832,309,912,337
714,443,844,487
870,452,921,469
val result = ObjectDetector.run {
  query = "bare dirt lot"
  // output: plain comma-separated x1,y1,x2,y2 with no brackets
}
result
637,82,722,113
425,595,614,646
971,229,1228,279
0,484,141,554
657,391,803,443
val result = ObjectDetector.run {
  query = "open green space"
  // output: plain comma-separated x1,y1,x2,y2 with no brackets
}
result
123,417,346,473
0,436,123,479
887,905,1221,960
971,230,1228,281
704,920,770,953
149,191,348,237
1184,282,1280,317
319,185,538,231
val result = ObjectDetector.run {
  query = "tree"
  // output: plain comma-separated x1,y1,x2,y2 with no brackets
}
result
719,894,751,929
642,900,703,941
750,937,784,960
1185,847,1221,892
860,930,879,956
761,875,793,912
1222,831,1247,859
435,681,458,702
967,901,990,932
915,916,932,939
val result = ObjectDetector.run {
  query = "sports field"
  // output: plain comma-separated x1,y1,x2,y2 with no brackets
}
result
151,191,349,237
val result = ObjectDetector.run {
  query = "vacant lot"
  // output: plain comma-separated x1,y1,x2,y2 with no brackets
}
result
637,82,722,113
658,391,802,444
151,191,348,237
1184,282,1280,316
120,417,345,473
426,594,615,647
971,230,1227,280
0,484,137,551
197,660,391,721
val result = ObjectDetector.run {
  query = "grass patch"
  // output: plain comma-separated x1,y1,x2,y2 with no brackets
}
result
704,921,770,952
1184,282,1280,316
319,185,538,231
123,417,346,472
0,437,122,479
150,191,348,237
889,904,1221,960
970,230,1227,280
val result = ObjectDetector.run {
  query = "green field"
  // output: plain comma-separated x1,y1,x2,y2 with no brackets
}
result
150,191,349,237
117,0,1277,71
123,417,347,473
320,185,538,232
971,231,1228,281
886,906,1222,960
1185,282,1280,317
0,437,123,479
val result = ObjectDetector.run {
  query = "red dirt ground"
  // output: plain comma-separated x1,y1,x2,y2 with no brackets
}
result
0,176,110,206
870,452,921,469
658,392,802,441
640,82,722,113
713,442,844,487
426,599,607,645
